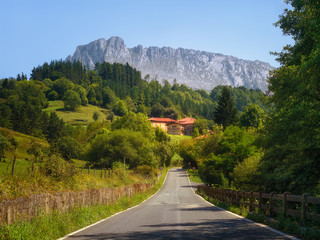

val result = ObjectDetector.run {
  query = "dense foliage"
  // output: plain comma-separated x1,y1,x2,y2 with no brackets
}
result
259,0,320,194
213,86,238,128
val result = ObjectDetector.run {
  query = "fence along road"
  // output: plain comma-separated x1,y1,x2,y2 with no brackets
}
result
64,168,296,240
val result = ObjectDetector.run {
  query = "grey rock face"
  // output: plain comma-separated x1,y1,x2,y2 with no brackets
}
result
66,36,274,92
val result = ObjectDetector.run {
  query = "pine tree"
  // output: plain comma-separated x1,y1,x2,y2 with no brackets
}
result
213,86,238,128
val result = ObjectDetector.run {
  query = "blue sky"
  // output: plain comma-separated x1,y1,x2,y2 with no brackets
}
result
1,0,293,79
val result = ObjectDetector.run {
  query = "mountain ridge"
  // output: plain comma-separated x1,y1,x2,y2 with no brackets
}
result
66,36,274,92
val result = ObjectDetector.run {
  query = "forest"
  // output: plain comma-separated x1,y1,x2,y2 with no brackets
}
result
0,0,319,198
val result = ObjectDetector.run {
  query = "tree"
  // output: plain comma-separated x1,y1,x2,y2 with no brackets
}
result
213,86,238,128
86,129,156,168
198,154,228,187
239,104,266,128
52,77,73,98
193,119,209,135
112,100,128,116
231,154,262,191
63,90,81,111
151,102,165,117
44,112,64,142
0,133,9,162
93,112,99,121
155,127,170,143
74,85,88,106
27,141,45,172
56,136,82,160
260,0,320,194
111,112,154,139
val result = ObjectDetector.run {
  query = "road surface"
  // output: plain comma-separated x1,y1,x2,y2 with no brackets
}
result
65,168,295,239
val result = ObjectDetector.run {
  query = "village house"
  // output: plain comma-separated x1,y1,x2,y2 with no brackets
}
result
149,117,195,136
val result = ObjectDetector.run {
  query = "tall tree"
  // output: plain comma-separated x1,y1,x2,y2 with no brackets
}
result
63,90,81,111
260,0,320,194
213,86,238,128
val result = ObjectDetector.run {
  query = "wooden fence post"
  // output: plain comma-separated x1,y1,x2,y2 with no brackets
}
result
11,155,16,176
270,192,276,216
283,192,289,216
249,191,254,212
258,192,262,213
302,193,309,220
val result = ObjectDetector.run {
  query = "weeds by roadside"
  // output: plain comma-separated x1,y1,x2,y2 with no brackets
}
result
0,168,168,240
197,190,320,240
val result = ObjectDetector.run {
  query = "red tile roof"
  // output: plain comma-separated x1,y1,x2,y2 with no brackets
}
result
176,117,196,125
149,117,196,125
149,118,174,123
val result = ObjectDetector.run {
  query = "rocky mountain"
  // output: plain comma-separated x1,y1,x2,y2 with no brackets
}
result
66,36,274,92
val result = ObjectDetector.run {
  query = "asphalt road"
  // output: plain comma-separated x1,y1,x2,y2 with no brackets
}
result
65,168,295,240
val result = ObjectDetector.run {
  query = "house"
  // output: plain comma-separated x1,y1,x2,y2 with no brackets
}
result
149,118,174,132
175,117,195,136
149,117,196,136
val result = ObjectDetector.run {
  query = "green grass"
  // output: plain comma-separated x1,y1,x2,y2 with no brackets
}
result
42,100,64,112
0,159,35,176
43,101,109,125
0,127,49,162
169,134,192,142
0,168,169,240
187,169,203,183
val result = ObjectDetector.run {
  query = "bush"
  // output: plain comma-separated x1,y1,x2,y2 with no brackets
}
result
56,136,82,160
154,142,174,167
198,154,227,186
40,155,76,180
85,129,156,168
135,165,158,179
231,154,262,190
47,90,59,100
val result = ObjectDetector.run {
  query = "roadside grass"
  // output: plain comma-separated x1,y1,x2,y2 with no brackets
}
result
0,166,155,201
0,168,168,240
43,101,109,125
169,134,192,144
197,190,320,240
187,169,203,183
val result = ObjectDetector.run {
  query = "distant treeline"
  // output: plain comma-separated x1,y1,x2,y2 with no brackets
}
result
29,60,266,119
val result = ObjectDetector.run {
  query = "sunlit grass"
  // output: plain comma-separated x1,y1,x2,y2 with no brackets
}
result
42,101,109,125
187,169,203,183
0,168,168,240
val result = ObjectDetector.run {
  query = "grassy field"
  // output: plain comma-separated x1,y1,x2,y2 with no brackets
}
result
43,101,109,125
0,159,36,176
0,127,49,170
169,134,192,145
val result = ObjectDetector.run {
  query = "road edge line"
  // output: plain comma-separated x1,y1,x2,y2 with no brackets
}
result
57,169,170,240
185,171,300,240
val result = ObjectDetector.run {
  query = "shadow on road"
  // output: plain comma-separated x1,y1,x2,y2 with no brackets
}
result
69,218,288,240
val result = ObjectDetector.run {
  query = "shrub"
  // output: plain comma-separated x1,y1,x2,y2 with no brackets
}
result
135,165,158,179
56,136,82,160
40,155,77,180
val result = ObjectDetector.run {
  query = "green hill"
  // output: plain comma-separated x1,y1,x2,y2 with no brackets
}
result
43,101,110,125
0,127,49,175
